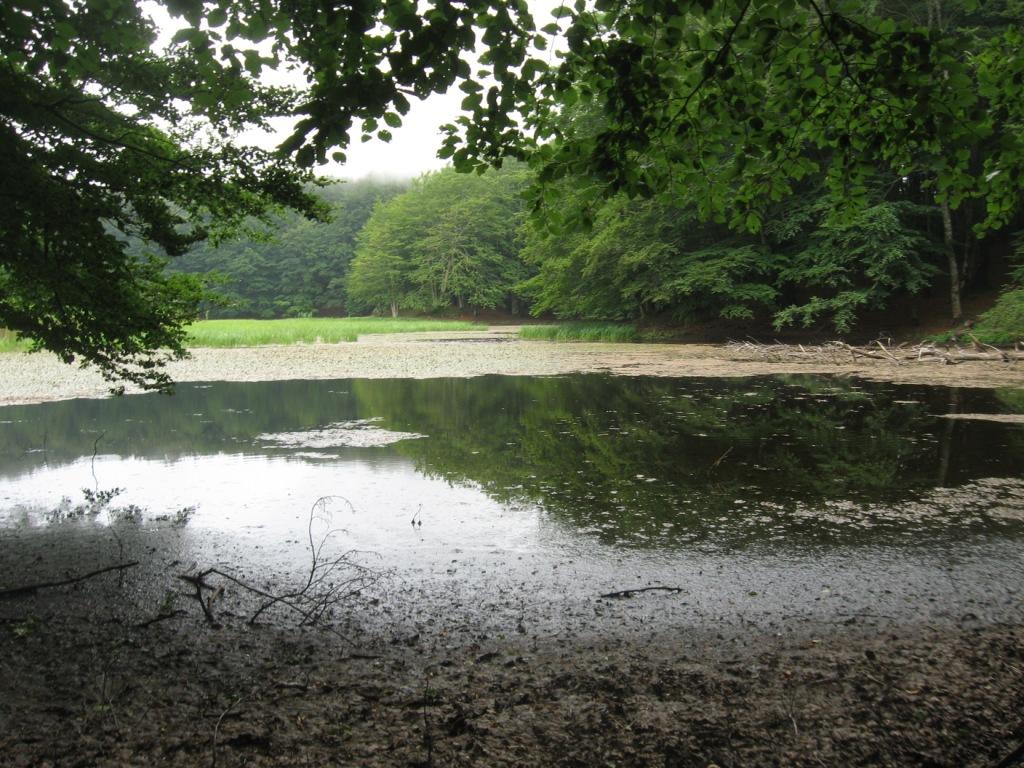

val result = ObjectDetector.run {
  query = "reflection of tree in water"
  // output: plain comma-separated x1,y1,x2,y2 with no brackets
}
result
996,388,1024,414
352,375,1024,549
0,380,370,472
1,374,1022,549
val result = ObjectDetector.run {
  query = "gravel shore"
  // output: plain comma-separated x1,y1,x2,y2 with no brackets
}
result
2,328,1023,405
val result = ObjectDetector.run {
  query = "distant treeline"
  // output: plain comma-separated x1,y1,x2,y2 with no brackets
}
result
167,165,1023,335
168,178,406,318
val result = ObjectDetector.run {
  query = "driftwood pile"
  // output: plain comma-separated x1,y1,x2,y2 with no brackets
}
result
726,337,1024,365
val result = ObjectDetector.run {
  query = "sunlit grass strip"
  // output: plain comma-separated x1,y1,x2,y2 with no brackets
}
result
184,317,486,347
0,329,31,353
519,323,667,342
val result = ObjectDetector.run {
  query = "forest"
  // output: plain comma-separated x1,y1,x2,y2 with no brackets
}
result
164,0,1024,339
170,153,1024,339
167,178,407,319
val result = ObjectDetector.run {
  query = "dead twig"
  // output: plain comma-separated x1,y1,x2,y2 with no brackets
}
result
181,497,385,639
211,694,245,768
90,430,105,491
179,571,222,627
599,586,685,599
0,561,139,600
133,609,187,629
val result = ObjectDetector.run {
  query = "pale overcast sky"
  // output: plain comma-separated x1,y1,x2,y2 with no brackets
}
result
148,1,564,182
319,81,468,181
310,1,564,181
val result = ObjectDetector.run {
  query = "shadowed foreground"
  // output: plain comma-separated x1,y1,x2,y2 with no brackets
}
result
1,611,1022,767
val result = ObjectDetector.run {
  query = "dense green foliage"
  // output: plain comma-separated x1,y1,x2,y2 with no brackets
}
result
8,0,1024,388
347,166,529,316
490,0,1024,238
514,174,947,331
168,179,404,318
1,0,323,390
510,0,1024,330
184,317,483,347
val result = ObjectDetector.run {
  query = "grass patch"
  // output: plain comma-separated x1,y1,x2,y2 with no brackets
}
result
932,288,1024,346
185,317,485,347
519,323,668,343
968,288,1024,345
0,318,486,354
0,329,31,353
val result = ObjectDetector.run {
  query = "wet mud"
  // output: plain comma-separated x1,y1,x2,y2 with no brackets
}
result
2,571,1023,767
2,498,1024,766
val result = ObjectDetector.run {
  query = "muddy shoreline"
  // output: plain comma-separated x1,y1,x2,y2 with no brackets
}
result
2,602,1023,767
2,328,1023,406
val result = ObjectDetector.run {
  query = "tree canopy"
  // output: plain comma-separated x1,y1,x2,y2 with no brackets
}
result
167,178,406,318
4,0,1024,388
347,165,529,316
2,0,532,388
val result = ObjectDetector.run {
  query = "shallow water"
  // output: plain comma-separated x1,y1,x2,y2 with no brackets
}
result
2,374,1023,636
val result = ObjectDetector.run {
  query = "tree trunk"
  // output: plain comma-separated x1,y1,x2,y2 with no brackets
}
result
931,5,962,323
390,301,398,318
940,201,963,323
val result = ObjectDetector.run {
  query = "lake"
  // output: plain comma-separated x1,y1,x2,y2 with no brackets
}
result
2,374,1023,639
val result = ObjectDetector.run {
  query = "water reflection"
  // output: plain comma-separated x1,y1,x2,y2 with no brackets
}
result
352,376,1024,548
1,375,1022,551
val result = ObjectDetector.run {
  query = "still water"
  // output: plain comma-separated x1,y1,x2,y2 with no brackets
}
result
2,374,1023,634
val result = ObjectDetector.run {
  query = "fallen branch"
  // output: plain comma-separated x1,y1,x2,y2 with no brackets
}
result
874,340,902,363
0,561,139,600
599,586,684,599
839,342,890,361
179,571,222,627
180,497,385,638
133,609,187,629
725,340,1024,365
